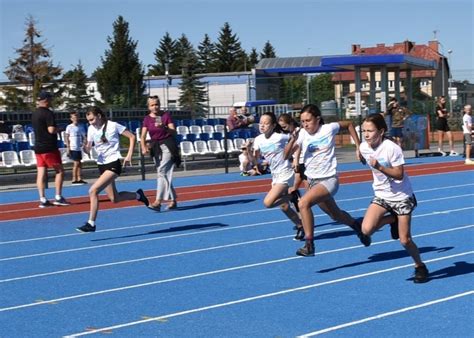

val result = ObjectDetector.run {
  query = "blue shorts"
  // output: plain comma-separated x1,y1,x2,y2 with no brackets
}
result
69,150,82,161
391,127,403,138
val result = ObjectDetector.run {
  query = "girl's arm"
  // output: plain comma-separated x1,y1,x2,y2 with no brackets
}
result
369,159,404,180
338,120,363,162
140,126,149,155
121,129,136,166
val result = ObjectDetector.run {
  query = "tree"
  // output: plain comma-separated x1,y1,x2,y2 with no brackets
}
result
197,34,216,73
174,34,197,73
148,32,176,76
94,15,145,108
310,73,335,104
260,41,276,59
2,15,62,110
212,22,247,72
178,53,208,117
249,48,259,69
62,61,94,110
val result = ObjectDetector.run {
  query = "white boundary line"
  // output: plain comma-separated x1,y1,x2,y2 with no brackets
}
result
298,290,474,337
1,223,472,284
1,225,472,312
1,205,472,262
62,251,474,337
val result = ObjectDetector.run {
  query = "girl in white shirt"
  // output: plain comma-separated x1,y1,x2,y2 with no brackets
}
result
252,112,303,239
76,107,149,233
285,104,369,256
359,113,428,283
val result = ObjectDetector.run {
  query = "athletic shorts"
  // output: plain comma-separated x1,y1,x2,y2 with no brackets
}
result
435,117,450,132
371,194,417,216
35,150,62,168
307,175,339,196
464,133,472,145
69,150,82,161
98,159,122,176
271,168,294,186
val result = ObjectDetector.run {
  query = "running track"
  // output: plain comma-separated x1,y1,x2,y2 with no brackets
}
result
0,160,472,221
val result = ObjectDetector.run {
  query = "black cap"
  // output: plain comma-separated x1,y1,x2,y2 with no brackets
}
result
38,91,53,100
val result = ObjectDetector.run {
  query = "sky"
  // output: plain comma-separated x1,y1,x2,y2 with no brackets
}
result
1,0,473,82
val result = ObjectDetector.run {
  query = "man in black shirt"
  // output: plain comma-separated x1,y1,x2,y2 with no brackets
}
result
32,91,70,208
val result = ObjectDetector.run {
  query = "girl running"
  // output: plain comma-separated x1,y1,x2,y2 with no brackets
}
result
359,113,428,283
252,112,304,240
286,104,370,256
76,107,149,232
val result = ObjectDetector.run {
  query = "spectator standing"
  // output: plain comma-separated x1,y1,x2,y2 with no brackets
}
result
435,96,457,156
32,91,70,208
390,99,411,148
140,96,180,211
462,104,473,164
65,112,87,185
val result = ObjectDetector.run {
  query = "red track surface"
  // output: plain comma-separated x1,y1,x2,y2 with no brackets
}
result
1,161,472,221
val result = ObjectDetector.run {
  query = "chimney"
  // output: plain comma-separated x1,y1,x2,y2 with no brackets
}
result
429,40,439,53
352,44,360,54
376,43,385,48
404,40,414,53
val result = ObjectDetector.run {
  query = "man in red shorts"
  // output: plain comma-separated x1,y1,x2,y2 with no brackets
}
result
32,91,70,208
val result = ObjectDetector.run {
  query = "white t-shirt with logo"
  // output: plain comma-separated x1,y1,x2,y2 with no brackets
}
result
296,122,339,179
65,124,86,151
462,114,472,134
253,132,291,174
360,138,413,201
87,120,126,164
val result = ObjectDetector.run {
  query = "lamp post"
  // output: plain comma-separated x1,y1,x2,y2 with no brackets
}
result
447,49,453,112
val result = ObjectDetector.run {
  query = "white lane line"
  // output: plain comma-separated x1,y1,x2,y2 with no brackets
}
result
1,186,472,246
62,251,474,337
1,205,472,262
298,291,474,337
1,224,472,283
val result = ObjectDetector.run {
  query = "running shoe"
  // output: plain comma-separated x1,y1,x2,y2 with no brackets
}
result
136,189,149,206
413,264,429,283
53,196,70,206
294,226,305,241
449,151,458,156
353,219,371,247
39,200,53,208
465,159,474,165
76,222,96,233
296,240,315,256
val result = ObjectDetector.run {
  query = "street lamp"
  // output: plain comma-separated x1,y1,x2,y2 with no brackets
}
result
447,49,453,112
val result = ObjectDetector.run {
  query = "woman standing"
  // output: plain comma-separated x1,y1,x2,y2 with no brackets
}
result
435,96,457,156
141,96,180,211
77,107,149,233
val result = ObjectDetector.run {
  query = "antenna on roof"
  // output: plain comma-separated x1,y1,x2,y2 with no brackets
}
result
433,29,439,41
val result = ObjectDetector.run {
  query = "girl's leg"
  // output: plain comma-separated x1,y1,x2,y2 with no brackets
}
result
361,203,389,236
398,214,424,267
263,184,301,227
446,131,455,153
437,130,444,151
318,197,356,228
298,183,331,240
88,171,118,222
154,145,174,206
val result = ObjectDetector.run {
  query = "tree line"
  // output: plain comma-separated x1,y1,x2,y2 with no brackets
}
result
0,15,278,113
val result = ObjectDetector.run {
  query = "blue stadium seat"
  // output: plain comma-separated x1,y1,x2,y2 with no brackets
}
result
199,133,210,142
211,132,223,141
185,133,197,142
16,141,30,151
175,134,184,143
0,142,14,152
182,119,193,127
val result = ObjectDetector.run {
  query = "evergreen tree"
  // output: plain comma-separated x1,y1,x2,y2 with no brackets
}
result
197,34,216,73
212,22,247,72
311,73,335,104
260,41,276,59
249,48,259,68
62,61,94,110
178,54,208,117
174,34,197,73
94,15,145,108
3,15,62,110
149,32,176,76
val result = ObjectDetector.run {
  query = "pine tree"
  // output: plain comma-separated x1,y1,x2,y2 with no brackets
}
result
212,22,247,72
260,41,276,59
197,34,216,73
149,32,176,76
249,48,259,68
178,54,208,117
175,34,197,73
62,62,94,110
311,74,335,104
94,16,145,108
2,15,62,110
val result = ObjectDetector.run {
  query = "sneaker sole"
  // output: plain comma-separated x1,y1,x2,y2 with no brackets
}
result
54,203,71,206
